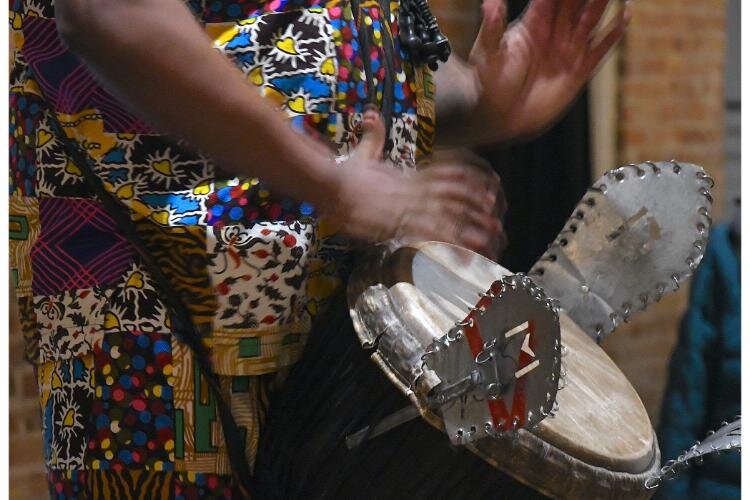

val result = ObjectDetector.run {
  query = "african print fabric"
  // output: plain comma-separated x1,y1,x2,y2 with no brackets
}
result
10,0,435,497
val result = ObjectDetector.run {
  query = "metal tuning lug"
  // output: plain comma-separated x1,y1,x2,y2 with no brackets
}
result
421,274,561,446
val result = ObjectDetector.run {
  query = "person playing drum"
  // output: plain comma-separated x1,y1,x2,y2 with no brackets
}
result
9,0,628,496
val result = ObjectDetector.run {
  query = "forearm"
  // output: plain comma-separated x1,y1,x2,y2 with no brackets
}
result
56,0,338,209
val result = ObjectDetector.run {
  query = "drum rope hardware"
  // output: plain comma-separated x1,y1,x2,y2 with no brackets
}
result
420,273,562,444
645,416,741,490
530,160,714,343
350,270,562,447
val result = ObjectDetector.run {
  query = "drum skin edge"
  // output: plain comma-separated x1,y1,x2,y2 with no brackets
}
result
468,427,660,500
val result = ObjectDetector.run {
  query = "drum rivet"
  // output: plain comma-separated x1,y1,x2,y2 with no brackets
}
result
640,293,649,310
646,161,662,174
595,324,603,339
580,284,589,294
672,273,681,290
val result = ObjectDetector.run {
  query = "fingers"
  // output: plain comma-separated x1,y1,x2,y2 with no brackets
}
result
439,199,502,235
424,165,499,211
555,0,586,39
476,0,508,52
522,0,558,37
410,174,505,260
411,214,502,261
584,1,630,73
351,106,386,161
337,152,507,260
424,180,496,216
572,0,611,48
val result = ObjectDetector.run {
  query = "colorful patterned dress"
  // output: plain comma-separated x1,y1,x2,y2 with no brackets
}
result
9,0,435,497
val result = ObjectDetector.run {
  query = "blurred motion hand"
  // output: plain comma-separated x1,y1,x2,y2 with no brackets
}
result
331,110,505,260
470,0,631,142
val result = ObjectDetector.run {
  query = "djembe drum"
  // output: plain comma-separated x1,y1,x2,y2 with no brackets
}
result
254,161,713,499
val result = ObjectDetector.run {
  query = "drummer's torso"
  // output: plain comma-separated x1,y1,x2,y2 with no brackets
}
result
10,0,434,374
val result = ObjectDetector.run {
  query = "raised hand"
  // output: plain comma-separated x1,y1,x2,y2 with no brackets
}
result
469,0,630,142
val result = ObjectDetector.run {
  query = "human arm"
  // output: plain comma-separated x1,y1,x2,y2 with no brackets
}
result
434,0,630,148
54,0,504,257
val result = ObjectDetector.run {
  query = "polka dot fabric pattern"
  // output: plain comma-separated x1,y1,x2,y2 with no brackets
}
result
10,0,435,496
89,331,175,472
9,92,43,196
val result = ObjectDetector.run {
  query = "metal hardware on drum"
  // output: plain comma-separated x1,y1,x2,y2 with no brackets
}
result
346,239,666,498
531,161,714,341
645,160,662,174
345,404,421,449
346,369,485,449
645,416,741,490
421,277,561,445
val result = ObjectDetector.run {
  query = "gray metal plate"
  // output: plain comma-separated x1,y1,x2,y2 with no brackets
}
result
646,416,740,489
422,275,561,445
530,161,714,340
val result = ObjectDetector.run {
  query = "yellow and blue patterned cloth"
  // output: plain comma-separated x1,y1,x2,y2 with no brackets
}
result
9,0,435,496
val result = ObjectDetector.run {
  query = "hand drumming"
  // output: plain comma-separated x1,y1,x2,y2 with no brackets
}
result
330,109,506,260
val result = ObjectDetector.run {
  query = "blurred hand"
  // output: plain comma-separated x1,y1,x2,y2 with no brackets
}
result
470,0,631,141
331,110,505,260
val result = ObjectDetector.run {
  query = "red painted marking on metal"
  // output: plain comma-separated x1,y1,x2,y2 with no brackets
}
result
462,294,511,429
463,297,490,357
510,319,536,428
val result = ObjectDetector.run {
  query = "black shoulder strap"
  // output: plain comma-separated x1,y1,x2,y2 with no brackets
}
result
46,113,254,498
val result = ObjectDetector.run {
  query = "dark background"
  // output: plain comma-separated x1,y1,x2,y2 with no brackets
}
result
488,0,592,273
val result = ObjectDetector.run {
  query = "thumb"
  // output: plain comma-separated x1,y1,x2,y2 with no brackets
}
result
351,106,386,161
476,0,508,52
